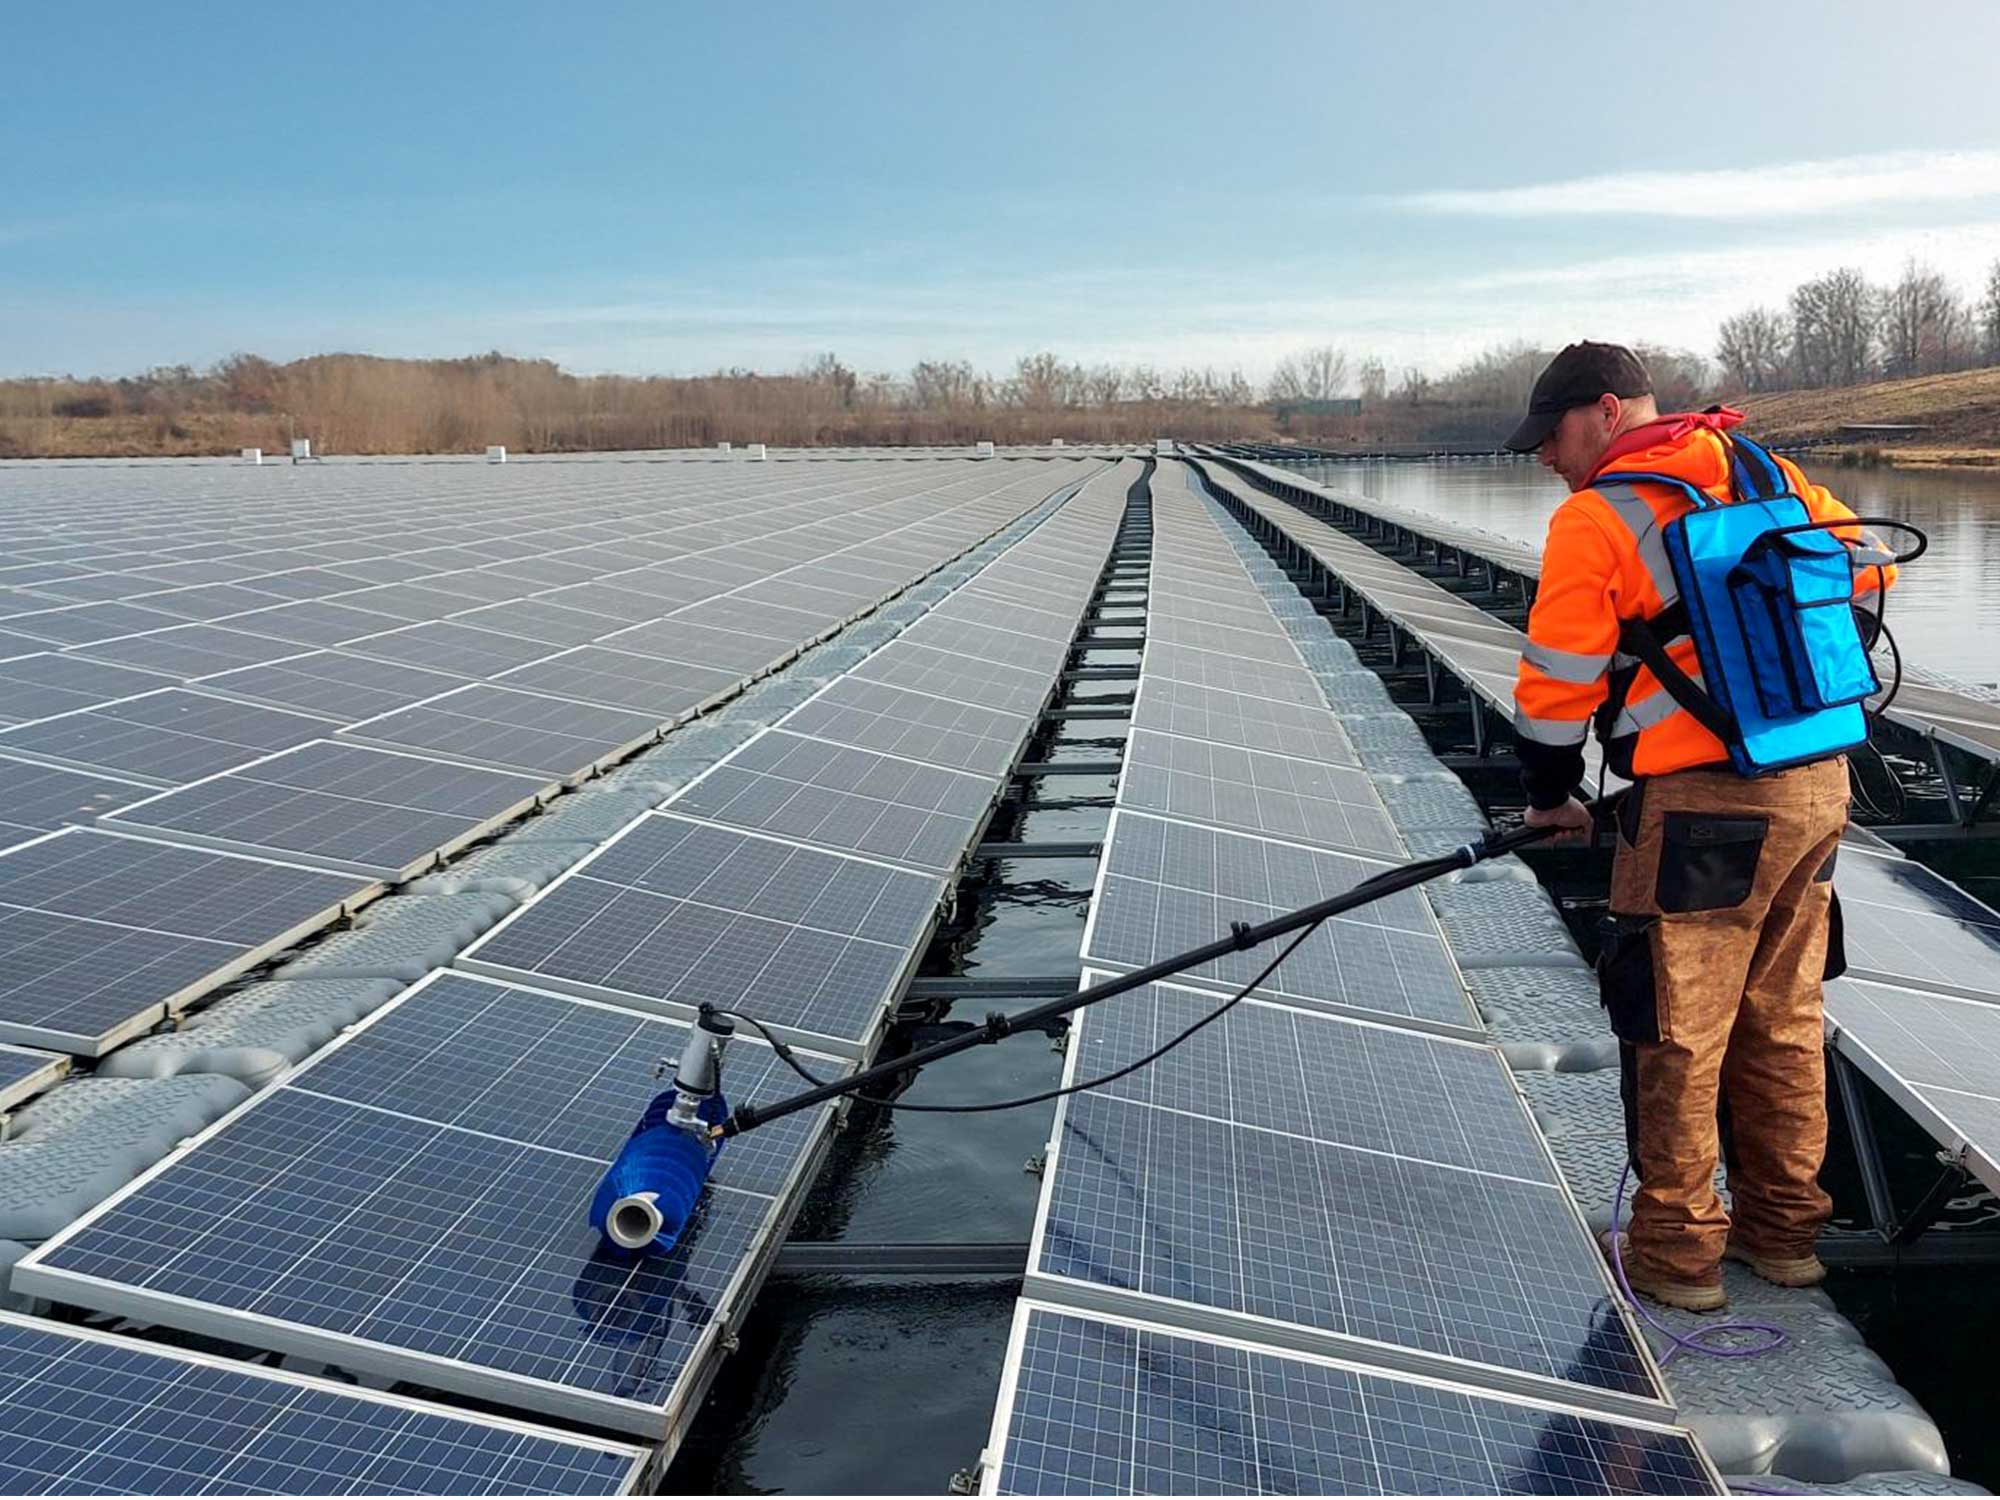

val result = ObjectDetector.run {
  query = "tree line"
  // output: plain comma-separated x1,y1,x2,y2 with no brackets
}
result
1715,258,2000,393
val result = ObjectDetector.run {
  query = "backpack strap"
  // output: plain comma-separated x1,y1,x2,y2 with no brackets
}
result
1725,433,1789,502
1617,612,1741,744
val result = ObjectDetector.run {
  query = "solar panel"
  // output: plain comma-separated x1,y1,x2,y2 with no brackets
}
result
1141,640,1325,707
0,656,178,728
0,756,151,847
196,650,473,722
342,684,665,779
18,971,851,1439
1082,810,1480,1036
218,597,407,647
0,689,337,787
451,598,629,646
1132,677,1360,765
1826,976,2000,1193
75,623,306,677
1119,728,1402,858
462,812,943,1053
1835,849,2000,1002
104,740,549,879
604,619,804,675
672,728,994,873
496,646,744,717
8,599,184,646
345,620,556,679
0,828,368,1054
0,1315,648,1495
852,639,1055,715
0,1044,65,1111
782,676,1033,777
897,614,1070,673
1071,972,1555,1183
987,1304,1712,1496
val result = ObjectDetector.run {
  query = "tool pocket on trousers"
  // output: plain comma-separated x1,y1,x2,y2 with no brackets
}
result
1655,812,1767,913
1617,780,1645,847
1596,913,1661,1045
1824,889,1848,981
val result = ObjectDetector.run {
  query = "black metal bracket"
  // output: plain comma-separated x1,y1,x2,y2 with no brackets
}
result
770,1241,1032,1277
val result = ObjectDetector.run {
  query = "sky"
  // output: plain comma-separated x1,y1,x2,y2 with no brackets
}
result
7,1,2000,385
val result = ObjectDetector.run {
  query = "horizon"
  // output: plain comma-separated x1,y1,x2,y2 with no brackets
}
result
8,1,2000,384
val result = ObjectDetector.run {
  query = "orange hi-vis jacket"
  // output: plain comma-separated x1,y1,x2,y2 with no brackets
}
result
1512,410,1897,809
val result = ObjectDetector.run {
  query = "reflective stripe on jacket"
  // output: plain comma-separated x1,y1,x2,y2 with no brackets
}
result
1513,416,1896,806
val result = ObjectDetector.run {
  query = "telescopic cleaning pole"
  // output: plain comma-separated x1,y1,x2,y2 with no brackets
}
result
713,804,1609,1141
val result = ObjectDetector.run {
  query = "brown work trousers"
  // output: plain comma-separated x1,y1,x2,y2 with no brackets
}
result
1597,757,1849,1285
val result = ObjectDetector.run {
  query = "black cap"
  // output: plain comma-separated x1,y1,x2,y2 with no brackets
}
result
1502,341,1653,453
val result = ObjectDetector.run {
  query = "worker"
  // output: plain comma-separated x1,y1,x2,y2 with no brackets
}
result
1503,342,1895,1312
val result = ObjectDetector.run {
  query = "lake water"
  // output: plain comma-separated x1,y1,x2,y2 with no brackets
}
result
1292,455,2000,689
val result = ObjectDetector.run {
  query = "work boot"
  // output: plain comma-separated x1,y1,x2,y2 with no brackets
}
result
1599,1231,1729,1312
1724,1241,1827,1287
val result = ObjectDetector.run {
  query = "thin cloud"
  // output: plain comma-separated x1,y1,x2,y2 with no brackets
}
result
1396,149,2000,220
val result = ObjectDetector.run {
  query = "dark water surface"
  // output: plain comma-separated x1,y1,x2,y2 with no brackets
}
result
1296,456,2000,688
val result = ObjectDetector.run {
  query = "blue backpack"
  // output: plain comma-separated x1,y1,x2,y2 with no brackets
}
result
1609,434,1920,776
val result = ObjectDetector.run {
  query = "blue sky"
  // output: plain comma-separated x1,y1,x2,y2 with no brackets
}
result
8,1,2000,382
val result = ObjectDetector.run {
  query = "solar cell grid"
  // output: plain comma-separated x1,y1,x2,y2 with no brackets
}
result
602,619,796,674
218,597,410,647
341,684,664,779
672,729,992,872
783,676,1033,776
991,1306,1710,1497
196,650,473,723
464,813,942,1049
10,599,190,645
1133,677,1359,764
344,620,557,679
0,1315,648,1495
1083,811,1478,1034
0,828,367,1053
1119,728,1400,857
896,614,1069,673
75,622,306,677
0,653,175,727
0,757,151,847
451,598,629,646
0,1045,65,1110
0,689,337,787
853,639,1054,715
1836,850,2000,1001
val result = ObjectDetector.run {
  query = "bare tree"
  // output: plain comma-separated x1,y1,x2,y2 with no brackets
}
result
1083,364,1125,407
1979,259,2000,365
800,352,857,407
1791,268,1877,387
1715,308,1791,392
1879,260,1970,377
1356,356,1387,405
1395,367,1432,406
1266,345,1350,403
908,359,978,410
1012,352,1079,409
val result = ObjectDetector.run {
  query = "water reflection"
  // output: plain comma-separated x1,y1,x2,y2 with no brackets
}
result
1298,457,2000,686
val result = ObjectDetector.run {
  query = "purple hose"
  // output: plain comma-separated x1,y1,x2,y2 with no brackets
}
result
1609,1162,1787,1363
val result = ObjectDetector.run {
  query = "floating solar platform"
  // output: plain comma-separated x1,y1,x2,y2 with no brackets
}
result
17,972,851,1443
102,740,550,880
0,1044,67,1112
669,727,998,875
460,812,946,1057
0,1314,649,1493
981,1303,1717,1496
0,756,152,849
1081,810,1481,1039
0,828,372,1054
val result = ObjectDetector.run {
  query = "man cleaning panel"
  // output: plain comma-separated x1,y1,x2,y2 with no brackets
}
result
1503,342,1899,1312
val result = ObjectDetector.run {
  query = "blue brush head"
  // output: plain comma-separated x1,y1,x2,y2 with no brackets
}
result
589,1089,727,1255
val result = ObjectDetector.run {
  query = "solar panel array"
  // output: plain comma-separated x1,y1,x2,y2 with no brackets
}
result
0,458,1093,1056
1825,845,2000,1193
0,1313,647,1495
461,466,1135,1056
20,461,1138,1453
986,462,1704,1492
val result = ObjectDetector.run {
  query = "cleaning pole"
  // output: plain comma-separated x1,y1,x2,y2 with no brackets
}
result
712,805,1608,1143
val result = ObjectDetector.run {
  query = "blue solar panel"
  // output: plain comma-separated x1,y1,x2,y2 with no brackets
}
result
0,1044,63,1111
463,813,943,1051
19,972,849,1437
0,1314,645,1494
1082,810,1479,1036
1030,1086,1657,1406
991,1306,1713,1496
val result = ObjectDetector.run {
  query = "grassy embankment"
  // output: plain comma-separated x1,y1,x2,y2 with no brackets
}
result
1741,367,2000,468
